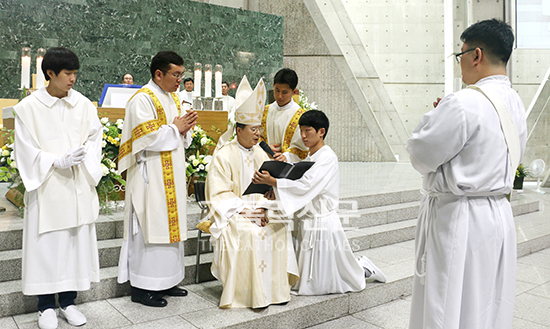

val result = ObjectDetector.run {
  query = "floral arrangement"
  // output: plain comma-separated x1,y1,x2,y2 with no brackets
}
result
185,125,216,180
516,163,529,178
298,89,318,112
98,117,126,210
0,130,18,184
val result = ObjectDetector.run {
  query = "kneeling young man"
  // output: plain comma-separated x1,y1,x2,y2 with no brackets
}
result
205,76,299,308
253,110,386,295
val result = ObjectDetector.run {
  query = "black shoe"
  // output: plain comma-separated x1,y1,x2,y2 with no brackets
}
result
131,287,167,307
161,286,188,297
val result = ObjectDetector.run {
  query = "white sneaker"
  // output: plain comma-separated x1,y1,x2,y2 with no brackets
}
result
38,308,58,329
59,305,87,326
358,255,387,283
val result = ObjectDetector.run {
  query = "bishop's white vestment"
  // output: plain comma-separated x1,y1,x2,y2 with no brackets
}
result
407,75,527,329
275,145,366,295
214,95,237,152
261,100,308,162
14,87,103,295
205,139,299,308
117,80,192,291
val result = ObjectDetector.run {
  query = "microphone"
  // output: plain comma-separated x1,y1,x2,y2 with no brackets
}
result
259,141,275,157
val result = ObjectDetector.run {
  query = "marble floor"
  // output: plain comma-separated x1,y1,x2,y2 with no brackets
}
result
0,163,549,328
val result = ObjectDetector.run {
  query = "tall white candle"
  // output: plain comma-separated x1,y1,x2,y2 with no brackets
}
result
194,69,201,97
35,57,44,89
21,46,31,89
204,64,212,98
35,48,46,89
214,64,223,98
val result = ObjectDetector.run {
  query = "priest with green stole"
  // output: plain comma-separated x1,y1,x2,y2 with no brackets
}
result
204,76,299,309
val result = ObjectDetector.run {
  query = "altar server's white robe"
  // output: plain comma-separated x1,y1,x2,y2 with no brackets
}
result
117,80,192,291
407,76,527,329
206,139,299,308
262,100,308,162
14,87,102,295
275,145,365,295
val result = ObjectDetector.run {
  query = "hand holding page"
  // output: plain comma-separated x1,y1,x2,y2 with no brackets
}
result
243,160,314,195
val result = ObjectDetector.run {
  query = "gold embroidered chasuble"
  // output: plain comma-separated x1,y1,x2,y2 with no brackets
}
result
205,139,299,308
118,83,188,244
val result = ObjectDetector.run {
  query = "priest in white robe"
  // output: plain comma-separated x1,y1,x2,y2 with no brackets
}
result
14,47,102,329
407,20,527,329
254,110,386,296
214,81,237,152
205,76,299,309
117,51,198,308
179,77,194,106
261,68,308,162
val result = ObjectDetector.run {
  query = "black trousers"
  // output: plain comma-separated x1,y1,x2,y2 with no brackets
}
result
37,291,77,312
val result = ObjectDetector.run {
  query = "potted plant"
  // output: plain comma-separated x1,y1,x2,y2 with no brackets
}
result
514,164,528,190
185,125,216,195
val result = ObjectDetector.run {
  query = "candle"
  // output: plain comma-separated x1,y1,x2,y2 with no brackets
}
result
214,64,223,98
35,48,46,89
193,63,202,97
204,64,212,98
21,47,31,89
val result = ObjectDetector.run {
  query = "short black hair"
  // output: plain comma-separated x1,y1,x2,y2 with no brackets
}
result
299,110,329,139
183,77,193,84
460,19,514,65
150,51,184,79
221,81,229,87
273,68,298,90
235,122,246,131
42,47,80,81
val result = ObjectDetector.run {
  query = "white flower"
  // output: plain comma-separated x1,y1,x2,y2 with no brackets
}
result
101,163,109,176
7,143,13,149
200,137,208,145
110,168,116,173
188,155,196,161
10,161,16,169
1,150,9,157
0,158,5,163
106,122,111,127
204,155,212,163
192,159,199,167
102,140,107,148
198,164,205,170
100,117,109,124
117,123,123,130
115,137,120,142
109,161,116,168
116,119,124,125
310,102,318,110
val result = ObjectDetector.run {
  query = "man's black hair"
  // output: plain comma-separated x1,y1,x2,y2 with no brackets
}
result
460,19,514,65
299,110,329,139
222,81,229,86
183,77,194,84
42,47,80,81
235,122,246,131
150,51,184,79
273,68,298,90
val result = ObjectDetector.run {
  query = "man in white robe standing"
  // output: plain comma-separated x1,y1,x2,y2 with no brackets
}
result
214,81,237,152
261,68,308,162
204,76,299,308
117,51,198,307
14,47,103,329
253,110,386,295
407,19,527,329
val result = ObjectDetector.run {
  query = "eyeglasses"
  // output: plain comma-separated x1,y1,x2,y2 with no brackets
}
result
160,70,184,80
453,48,482,63
248,126,261,133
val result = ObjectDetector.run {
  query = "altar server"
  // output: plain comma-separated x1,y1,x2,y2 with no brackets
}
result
205,76,299,308
253,110,385,295
261,68,308,162
14,47,102,329
117,51,198,307
407,19,527,329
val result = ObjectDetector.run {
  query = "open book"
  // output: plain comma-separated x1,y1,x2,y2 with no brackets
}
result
242,160,315,195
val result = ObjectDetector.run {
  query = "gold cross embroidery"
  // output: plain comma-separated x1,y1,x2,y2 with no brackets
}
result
244,156,253,167
258,230,267,240
259,260,267,273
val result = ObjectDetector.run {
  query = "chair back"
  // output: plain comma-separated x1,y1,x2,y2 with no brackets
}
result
194,181,207,204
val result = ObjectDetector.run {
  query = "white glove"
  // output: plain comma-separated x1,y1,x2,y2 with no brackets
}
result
53,146,86,169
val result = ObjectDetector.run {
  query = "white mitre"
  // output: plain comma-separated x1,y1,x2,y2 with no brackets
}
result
234,75,266,125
